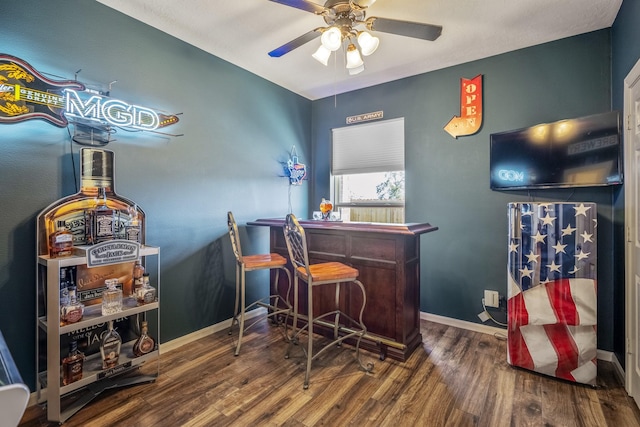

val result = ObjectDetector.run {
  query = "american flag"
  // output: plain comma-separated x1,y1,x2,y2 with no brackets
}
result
507,202,597,385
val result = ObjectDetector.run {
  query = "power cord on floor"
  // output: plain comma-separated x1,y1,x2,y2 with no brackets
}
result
481,298,508,327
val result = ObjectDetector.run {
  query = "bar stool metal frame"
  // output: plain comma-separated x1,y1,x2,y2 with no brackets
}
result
227,211,292,356
282,213,373,389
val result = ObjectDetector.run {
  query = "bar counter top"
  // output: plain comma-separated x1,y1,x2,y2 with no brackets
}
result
248,218,438,236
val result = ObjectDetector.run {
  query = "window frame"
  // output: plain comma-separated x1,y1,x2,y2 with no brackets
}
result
330,118,406,219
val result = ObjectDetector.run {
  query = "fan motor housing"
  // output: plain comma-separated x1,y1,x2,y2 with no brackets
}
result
322,0,365,27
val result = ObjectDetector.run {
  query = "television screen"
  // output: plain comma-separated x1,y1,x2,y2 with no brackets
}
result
489,111,623,190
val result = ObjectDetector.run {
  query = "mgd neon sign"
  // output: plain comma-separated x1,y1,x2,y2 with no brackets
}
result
65,90,160,131
0,53,179,131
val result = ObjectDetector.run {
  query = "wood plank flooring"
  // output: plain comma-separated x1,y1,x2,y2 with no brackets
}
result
19,318,640,426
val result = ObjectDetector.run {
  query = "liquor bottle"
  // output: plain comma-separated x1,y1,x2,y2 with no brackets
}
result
102,279,123,315
132,320,156,357
124,204,142,243
60,286,84,325
89,186,116,244
59,267,70,308
61,340,84,385
49,220,73,258
136,273,156,305
100,320,122,369
132,260,145,297
37,148,145,255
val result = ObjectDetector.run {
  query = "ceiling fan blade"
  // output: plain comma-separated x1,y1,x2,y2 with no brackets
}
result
366,17,442,41
268,29,322,57
268,0,326,14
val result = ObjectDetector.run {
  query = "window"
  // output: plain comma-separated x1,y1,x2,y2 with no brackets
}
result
332,118,405,223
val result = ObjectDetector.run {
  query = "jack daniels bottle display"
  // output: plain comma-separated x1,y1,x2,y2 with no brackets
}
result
37,147,145,257
37,147,148,323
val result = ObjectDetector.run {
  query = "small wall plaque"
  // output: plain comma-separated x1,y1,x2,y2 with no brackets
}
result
346,110,383,124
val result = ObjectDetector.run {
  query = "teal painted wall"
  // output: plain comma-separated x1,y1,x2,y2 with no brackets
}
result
1,0,635,393
0,1,310,389
311,30,618,350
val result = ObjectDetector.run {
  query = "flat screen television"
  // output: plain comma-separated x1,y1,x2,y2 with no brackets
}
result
489,111,623,190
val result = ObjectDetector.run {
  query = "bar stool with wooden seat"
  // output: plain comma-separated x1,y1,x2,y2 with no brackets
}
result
282,213,373,389
227,211,292,356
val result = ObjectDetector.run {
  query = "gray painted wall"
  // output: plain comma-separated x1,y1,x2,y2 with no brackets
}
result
311,30,618,350
0,1,310,389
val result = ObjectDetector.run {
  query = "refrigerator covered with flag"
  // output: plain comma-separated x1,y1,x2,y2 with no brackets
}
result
507,202,597,385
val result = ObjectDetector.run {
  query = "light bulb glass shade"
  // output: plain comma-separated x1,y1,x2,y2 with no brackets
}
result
312,45,331,66
348,64,365,75
345,44,364,69
357,31,379,56
321,27,342,51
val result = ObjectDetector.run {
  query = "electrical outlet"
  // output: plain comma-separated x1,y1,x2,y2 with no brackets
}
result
484,290,500,308
499,295,507,309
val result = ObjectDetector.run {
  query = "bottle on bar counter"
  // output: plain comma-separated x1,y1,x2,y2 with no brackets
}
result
61,340,84,385
133,320,155,357
49,220,73,258
37,148,145,256
100,320,122,369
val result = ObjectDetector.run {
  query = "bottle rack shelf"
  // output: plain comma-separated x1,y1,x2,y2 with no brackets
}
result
38,341,158,396
36,244,160,423
38,298,159,335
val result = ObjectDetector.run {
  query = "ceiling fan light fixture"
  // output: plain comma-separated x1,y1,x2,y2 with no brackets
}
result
348,64,365,75
357,31,379,56
312,44,331,66
321,26,342,51
345,43,364,69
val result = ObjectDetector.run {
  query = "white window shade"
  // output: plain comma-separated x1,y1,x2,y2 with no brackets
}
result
332,118,404,175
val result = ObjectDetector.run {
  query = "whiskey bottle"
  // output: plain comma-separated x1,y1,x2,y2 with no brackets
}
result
49,220,73,258
90,186,116,244
60,286,84,325
132,260,145,297
132,320,156,357
59,267,70,308
61,340,84,385
37,147,145,256
100,320,122,369
136,273,156,305
124,205,142,243
101,279,123,315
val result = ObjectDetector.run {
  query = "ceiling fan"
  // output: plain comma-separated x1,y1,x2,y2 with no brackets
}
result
267,0,442,73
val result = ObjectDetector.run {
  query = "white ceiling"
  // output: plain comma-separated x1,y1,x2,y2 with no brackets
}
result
96,0,622,101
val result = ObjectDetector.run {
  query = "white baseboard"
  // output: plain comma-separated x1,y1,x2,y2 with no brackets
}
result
420,312,506,337
159,309,264,354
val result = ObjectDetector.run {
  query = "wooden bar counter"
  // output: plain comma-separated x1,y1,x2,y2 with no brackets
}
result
248,218,438,361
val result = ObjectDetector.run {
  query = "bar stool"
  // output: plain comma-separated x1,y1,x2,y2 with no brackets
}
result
227,211,292,356
282,213,373,389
